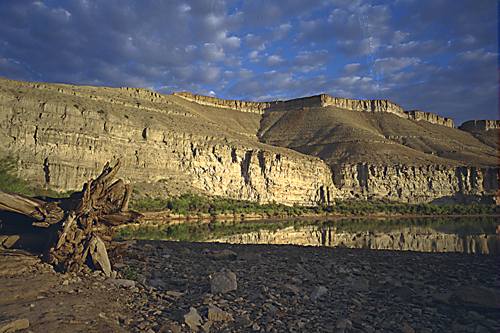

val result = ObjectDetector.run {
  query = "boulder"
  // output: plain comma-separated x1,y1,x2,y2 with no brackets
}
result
210,269,237,294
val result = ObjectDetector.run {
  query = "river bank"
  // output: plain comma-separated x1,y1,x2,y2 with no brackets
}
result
114,240,500,332
1,240,499,332
138,209,500,224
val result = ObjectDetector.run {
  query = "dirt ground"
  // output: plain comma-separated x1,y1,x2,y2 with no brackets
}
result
1,241,500,333
0,250,136,333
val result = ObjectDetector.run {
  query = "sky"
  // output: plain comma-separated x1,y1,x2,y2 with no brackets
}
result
0,0,498,123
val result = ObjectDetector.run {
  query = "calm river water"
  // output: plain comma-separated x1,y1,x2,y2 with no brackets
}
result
118,216,500,255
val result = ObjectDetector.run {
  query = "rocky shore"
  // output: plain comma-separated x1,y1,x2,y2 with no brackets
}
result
2,241,499,332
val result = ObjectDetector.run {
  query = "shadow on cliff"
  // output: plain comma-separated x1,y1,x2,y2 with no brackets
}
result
430,194,496,205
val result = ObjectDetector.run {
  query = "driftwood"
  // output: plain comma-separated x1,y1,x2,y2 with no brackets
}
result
0,161,142,275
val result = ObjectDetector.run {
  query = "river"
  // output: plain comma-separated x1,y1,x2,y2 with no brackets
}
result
117,216,500,255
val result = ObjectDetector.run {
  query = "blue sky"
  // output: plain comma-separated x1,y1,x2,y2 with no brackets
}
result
0,0,497,123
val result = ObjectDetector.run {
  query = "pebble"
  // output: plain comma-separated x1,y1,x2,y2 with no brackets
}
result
184,307,202,332
0,319,30,333
311,286,328,301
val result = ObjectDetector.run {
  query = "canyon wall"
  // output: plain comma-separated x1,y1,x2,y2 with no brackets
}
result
174,92,406,116
0,78,497,204
405,110,455,128
320,94,405,115
332,164,499,203
459,120,500,132
175,92,459,127
0,79,336,206
173,92,274,114
210,226,500,255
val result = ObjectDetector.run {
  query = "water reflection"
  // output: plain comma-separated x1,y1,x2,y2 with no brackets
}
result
117,216,500,255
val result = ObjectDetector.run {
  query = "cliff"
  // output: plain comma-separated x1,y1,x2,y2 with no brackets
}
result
405,110,455,128
332,164,498,203
0,77,335,206
459,120,500,132
0,77,498,204
319,94,404,115
174,92,405,116
173,92,273,114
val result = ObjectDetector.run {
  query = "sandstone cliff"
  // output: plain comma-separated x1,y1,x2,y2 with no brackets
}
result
459,120,500,132
332,164,498,203
174,92,406,116
0,78,335,205
405,110,455,128
0,77,498,204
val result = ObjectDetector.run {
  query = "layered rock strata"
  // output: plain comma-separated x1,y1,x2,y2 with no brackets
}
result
0,77,498,204
174,92,405,116
405,110,455,128
173,92,273,114
0,78,335,206
332,164,499,203
319,94,404,115
459,120,500,132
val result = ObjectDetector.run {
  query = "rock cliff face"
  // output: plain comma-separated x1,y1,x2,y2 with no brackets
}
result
0,77,498,204
0,78,335,205
210,226,499,255
174,92,406,116
320,94,404,115
405,110,455,128
173,92,273,114
459,120,500,132
332,164,499,203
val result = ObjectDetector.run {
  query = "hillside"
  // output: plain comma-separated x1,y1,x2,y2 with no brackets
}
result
258,106,497,167
0,77,498,204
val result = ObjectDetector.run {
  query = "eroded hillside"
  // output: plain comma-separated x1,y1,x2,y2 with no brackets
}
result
0,78,335,206
0,77,498,204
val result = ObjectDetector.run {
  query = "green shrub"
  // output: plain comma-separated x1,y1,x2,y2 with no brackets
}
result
0,157,36,196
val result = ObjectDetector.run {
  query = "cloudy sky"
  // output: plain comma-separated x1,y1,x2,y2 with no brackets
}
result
0,0,497,123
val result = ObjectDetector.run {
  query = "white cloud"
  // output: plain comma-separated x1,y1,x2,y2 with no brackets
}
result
267,54,284,66
458,48,496,62
201,43,225,62
343,63,361,74
374,57,421,74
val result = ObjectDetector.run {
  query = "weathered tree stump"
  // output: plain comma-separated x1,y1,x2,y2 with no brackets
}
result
0,161,142,275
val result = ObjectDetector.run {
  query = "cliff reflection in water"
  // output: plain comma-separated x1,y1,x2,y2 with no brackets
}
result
206,217,500,255
118,216,500,255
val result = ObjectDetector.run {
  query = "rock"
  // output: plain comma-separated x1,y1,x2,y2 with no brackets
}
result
210,269,237,294
159,321,181,333
450,286,500,309
166,290,184,298
184,307,202,332
158,321,182,333
401,322,415,333
89,236,111,277
1,78,497,206
336,319,352,330
0,319,30,333
203,249,237,260
283,283,300,294
2,235,20,249
351,277,369,291
201,320,212,333
208,305,233,322
311,286,328,301
107,278,136,288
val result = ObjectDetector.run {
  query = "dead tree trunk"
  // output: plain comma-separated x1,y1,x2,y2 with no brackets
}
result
0,161,142,275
